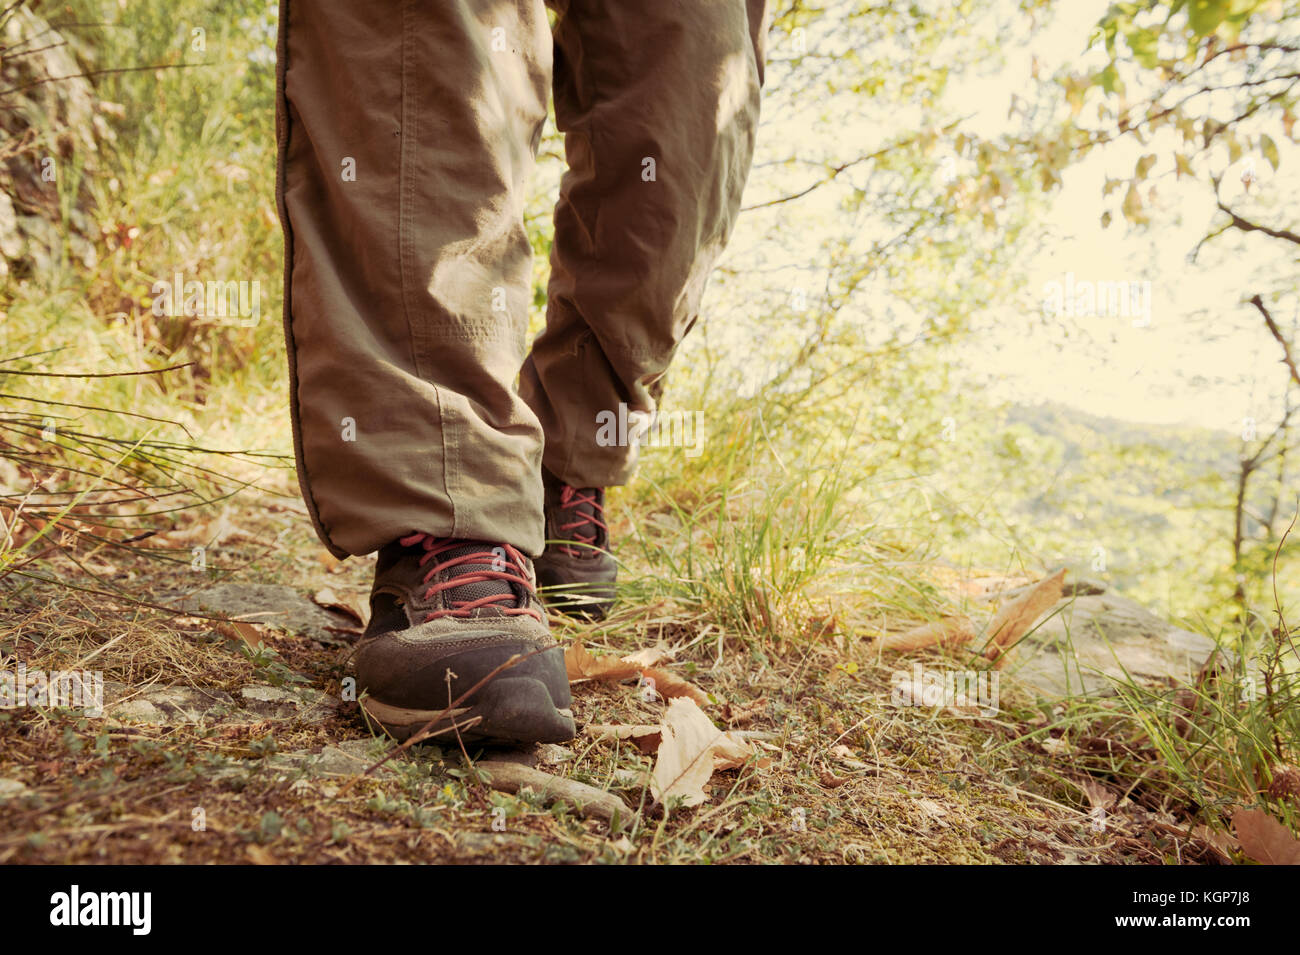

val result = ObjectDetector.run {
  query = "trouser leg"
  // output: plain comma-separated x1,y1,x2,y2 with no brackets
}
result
521,0,770,488
276,0,552,557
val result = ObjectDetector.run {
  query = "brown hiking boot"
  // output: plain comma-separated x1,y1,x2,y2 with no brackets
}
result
354,533,575,745
533,472,617,620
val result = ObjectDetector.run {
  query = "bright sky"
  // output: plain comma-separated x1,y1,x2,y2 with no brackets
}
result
706,0,1297,438
945,1,1298,435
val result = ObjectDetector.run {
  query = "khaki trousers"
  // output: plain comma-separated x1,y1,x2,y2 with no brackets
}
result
276,0,768,558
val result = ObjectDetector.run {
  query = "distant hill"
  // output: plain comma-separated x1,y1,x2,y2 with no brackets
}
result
1001,400,1240,475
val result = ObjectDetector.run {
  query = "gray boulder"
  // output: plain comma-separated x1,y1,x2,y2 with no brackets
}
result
1006,590,1220,697
177,582,359,644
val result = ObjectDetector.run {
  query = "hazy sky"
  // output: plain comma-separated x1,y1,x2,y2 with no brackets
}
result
702,0,1297,438
946,0,1297,436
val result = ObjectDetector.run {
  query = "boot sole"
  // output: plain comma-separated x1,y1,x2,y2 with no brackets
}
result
360,676,576,746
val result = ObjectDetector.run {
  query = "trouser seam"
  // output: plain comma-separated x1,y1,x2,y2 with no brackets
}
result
398,0,458,539
276,0,346,560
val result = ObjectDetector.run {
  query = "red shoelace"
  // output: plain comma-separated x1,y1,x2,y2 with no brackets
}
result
557,486,608,558
399,532,542,622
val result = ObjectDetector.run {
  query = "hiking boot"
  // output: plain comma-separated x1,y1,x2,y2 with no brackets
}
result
354,533,575,745
533,472,617,619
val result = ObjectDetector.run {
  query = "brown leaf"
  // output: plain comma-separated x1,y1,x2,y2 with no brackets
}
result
720,696,767,727
317,551,346,573
651,698,757,808
564,641,631,681
1190,825,1239,864
564,642,709,706
216,620,265,651
879,615,975,652
1232,808,1300,864
828,743,872,771
983,567,1067,667
312,587,370,627
818,761,849,788
620,644,673,668
245,845,277,865
156,510,253,548
1082,779,1116,811
587,723,663,754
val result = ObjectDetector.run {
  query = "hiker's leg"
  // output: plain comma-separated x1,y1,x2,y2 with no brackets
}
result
520,0,770,488
276,0,551,558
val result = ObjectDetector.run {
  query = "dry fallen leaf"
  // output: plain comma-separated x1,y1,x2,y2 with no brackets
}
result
983,567,1067,667
316,551,345,573
156,510,253,548
620,644,673,668
1190,825,1239,864
1232,808,1300,865
651,697,756,808
587,723,663,754
564,641,709,706
216,620,266,651
818,761,849,788
878,615,976,652
720,696,767,727
1081,779,1116,812
1041,736,1072,756
245,844,277,865
914,798,949,820
312,586,370,627
828,743,872,771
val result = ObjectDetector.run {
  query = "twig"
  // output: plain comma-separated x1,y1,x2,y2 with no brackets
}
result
1249,294,1300,388
0,361,195,379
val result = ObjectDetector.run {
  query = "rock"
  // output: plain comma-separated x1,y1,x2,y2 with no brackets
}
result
238,684,338,721
1008,592,1221,697
0,778,29,800
309,739,394,777
262,739,396,781
1063,577,1108,597
178,583,359,644
109,699,165,722
105,680,334,726
127,686,236,722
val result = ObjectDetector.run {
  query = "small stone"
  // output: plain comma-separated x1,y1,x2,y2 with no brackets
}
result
291,738,395,778
109,699,164,722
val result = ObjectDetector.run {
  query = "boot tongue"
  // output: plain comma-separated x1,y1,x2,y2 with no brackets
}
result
433,541,520,612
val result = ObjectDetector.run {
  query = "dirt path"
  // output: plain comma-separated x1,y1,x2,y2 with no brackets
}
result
0,497,1226,864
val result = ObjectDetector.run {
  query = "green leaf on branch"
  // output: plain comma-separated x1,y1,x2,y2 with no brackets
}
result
1260,133,1279,171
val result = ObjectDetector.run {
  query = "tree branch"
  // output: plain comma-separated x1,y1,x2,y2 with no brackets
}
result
1249,294,1300,390
1218,201,1300,247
